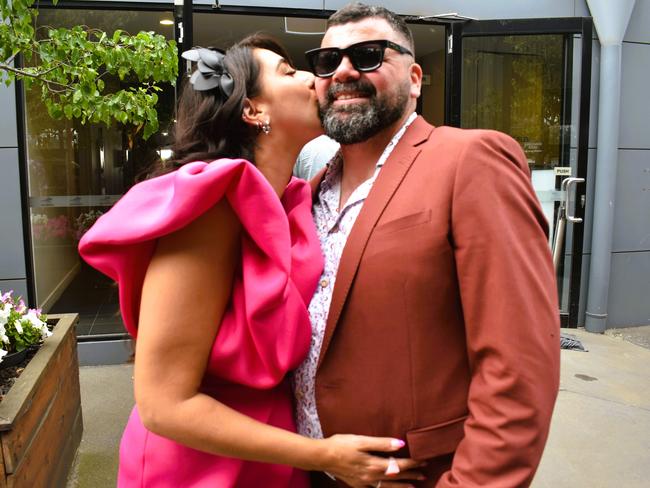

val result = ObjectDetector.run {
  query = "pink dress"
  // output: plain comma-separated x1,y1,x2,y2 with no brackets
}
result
78,159,323,487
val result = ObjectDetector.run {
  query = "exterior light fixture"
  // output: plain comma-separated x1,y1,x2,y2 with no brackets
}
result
158,148,173,161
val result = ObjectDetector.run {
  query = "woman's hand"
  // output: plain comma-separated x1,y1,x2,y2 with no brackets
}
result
317,434,425,487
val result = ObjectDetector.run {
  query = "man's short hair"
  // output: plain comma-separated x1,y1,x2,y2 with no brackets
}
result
327,2,415,54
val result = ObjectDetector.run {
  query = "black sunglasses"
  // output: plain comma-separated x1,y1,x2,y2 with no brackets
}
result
305,39,413,78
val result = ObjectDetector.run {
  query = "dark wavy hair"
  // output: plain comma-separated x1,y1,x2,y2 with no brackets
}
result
153,33,292,175
328,2,414,54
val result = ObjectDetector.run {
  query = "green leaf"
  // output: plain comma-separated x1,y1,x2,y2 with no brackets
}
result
1,2,176,134
50,105,63,118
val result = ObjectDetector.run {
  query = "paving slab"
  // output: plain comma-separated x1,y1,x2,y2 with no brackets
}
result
66,328,650,487
66,364,134,488
605,324,650,350
533,328,650,487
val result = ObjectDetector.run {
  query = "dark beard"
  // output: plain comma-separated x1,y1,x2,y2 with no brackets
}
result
319,80,409,144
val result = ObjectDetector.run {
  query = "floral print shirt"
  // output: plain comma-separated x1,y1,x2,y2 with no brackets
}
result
293,113,417,439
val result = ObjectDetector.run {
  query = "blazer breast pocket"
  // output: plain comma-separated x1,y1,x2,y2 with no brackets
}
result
373,210,432,236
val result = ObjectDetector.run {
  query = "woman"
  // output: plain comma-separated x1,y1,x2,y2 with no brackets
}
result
79,35,421,487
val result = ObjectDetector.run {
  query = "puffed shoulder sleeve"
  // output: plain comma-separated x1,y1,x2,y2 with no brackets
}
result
78,159,320,342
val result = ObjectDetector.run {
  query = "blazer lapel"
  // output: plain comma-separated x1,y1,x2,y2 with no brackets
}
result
317,116,434,368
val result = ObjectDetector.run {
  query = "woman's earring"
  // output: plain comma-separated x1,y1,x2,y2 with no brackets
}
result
261,119,271,135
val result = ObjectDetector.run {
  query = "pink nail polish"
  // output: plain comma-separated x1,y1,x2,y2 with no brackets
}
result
390,439,406,449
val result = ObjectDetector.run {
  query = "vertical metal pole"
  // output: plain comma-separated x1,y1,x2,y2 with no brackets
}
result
585,43,622,333
445,22,463,127
569,18,593,326
553,209,567,271
174,1,193,96
183,0,193,52
14,54,37,307
584,0,637,332
174,0,184,96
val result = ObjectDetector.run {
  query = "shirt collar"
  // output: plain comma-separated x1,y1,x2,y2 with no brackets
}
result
375,111,417,169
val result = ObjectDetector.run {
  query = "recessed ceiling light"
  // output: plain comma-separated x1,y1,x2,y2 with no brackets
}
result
160,19,174,26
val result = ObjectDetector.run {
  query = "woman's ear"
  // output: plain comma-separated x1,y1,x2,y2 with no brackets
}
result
241,98,265,130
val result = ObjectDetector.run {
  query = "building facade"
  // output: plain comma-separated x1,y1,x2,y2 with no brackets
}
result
1,1,648,363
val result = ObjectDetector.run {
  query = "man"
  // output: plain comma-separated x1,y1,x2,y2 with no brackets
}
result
294,135,340,180
293,3,560,487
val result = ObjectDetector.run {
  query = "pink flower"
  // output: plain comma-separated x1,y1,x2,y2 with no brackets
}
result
15,299,26,314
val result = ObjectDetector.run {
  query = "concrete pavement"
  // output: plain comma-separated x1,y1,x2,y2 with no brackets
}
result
534,328,650,487
65,364,134,488
66,328,650,487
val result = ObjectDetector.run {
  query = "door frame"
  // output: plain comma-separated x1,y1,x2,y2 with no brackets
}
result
445,17,593,328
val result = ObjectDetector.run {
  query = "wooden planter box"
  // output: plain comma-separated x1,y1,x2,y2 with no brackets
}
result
0,314,83,487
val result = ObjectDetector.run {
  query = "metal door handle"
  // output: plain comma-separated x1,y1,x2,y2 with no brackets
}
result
562,177,585,223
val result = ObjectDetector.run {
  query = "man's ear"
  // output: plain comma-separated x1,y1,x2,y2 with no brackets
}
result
409,63,423,100
241,98,267,129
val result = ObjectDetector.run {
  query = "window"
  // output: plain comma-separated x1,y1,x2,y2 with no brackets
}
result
24,8,175,337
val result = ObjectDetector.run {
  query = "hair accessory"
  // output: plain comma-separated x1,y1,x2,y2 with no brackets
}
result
182,47,234,98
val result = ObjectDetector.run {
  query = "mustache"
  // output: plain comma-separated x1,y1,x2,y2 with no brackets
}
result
326,80,376,104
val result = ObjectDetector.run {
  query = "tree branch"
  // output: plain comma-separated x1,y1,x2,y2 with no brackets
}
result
0,62,71,89
31,62,64,77
3,53,18,66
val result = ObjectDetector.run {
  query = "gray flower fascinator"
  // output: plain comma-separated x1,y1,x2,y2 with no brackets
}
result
181,47,234,99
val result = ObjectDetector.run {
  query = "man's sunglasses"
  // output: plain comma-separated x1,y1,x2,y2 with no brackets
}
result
305,39,413,78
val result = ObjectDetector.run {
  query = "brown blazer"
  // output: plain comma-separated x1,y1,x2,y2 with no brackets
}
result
310,117,560,487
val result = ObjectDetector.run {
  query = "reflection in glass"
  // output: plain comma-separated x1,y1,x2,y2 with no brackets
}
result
461,35,565,170
460,34,579,313
24,8,175,337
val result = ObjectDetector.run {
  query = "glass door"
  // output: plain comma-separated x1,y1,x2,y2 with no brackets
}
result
446,18,593,327
24,7,176,343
